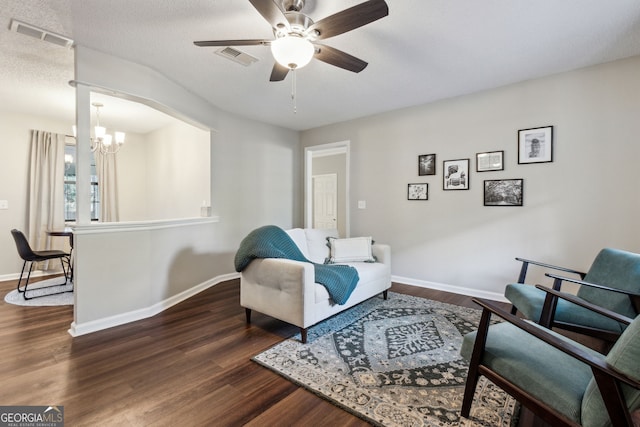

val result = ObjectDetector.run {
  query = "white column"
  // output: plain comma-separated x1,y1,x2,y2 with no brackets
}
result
75,84,92,225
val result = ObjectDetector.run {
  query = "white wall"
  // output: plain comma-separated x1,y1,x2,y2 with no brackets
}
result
145,121,210,219
71,46,299,334
11,46,639,332
0,110,211,278
301,55,640,300
115,131,148,221
117,120,211,222
211,111,302,241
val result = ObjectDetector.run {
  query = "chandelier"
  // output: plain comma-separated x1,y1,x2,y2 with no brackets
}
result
72,102,125,154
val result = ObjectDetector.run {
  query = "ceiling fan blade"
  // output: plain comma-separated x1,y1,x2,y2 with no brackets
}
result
194,39,270,47
313,44,368,73
306,0,388,40
269,62,290,81
249,0,290,31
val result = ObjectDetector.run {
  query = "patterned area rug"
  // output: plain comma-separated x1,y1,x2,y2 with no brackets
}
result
4,277,73,306
252,292,518,427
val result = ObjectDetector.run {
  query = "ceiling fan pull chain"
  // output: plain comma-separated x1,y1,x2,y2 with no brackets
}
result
291,68,297,114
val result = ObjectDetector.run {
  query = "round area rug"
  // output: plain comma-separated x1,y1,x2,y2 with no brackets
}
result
4,277,74,306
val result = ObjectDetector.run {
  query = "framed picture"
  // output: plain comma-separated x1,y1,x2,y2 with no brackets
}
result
418,154,436,176
484,179,523,206
443,159,469,190
476,150,504,172
518,126,553,164
408,183,428,200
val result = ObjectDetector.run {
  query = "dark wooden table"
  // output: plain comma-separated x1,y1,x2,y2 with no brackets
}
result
47,227,74,248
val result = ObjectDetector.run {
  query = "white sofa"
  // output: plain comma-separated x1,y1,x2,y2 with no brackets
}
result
240,228,391,343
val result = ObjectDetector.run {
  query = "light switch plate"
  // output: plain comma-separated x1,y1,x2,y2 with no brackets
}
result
358,200,366,209
0,200,8,210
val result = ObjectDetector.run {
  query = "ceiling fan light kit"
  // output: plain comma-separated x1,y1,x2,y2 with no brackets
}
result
271,35,314,69
194,0,389,81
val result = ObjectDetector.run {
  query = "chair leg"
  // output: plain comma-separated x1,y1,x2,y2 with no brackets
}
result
68,248,74,283
60,257,73,293
383,290,388,300
300,328,308,344
461,308,492,418
59,257,69,283
461,368,480,418
16,261,31,296
18,259,72,300
61,256,73,286
245,308,252,324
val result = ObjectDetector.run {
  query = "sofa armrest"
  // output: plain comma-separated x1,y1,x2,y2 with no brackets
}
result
372,243,391,266
241,258,314,295
240,258,316,328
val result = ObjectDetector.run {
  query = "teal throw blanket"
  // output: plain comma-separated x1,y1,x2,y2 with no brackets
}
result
234,225,359,305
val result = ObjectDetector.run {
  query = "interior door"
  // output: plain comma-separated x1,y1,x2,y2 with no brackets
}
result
313,173,338,229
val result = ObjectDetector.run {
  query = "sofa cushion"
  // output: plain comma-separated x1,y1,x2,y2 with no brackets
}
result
349,261,390,285
314,261,390,303
326,236,375,263
304,228,338,264
286,228,310,259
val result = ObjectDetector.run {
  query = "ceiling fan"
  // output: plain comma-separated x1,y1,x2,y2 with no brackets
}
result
194,0,389,82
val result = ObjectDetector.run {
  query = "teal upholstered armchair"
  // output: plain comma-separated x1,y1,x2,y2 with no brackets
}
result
505,248,640,342
460,296,640,426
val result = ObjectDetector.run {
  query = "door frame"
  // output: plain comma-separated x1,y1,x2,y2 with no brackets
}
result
304,141,350,237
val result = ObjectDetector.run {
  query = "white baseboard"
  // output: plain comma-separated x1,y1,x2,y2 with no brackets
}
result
0,270,56,282
392,275,508,303
67,273,505,337
68,272,241,337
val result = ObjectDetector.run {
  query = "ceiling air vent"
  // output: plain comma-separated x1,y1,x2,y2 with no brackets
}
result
215,47,259,67
9,18,74,48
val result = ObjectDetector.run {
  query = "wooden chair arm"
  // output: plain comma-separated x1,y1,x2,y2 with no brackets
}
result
472,298,640,390
534,285,634,326
545,273,640,297
545,272,640,314
515,257,586,283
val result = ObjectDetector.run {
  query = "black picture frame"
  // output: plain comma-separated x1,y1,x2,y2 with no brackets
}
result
476,150,504,172
518,126,553,164
484,179,524,206
443,159,469,190
418,154,436,176
408,183,428,200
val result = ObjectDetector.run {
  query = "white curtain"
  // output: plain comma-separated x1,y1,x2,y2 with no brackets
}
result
95,151,119,222
28,130,66,265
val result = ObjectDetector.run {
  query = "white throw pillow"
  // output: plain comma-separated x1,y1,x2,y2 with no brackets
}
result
327,236,375,263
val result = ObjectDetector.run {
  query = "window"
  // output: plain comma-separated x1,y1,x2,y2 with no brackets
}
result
64,144,100,221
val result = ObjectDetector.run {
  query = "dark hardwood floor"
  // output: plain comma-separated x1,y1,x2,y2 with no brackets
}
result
0,278,565,426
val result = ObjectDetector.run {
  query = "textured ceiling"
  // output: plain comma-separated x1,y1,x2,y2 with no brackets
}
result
2,0,640,132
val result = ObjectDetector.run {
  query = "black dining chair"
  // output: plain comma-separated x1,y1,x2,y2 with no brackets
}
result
10,229,72,299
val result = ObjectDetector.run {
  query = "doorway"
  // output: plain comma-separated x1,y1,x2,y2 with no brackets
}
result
313,173,337,229
304,141,349,237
